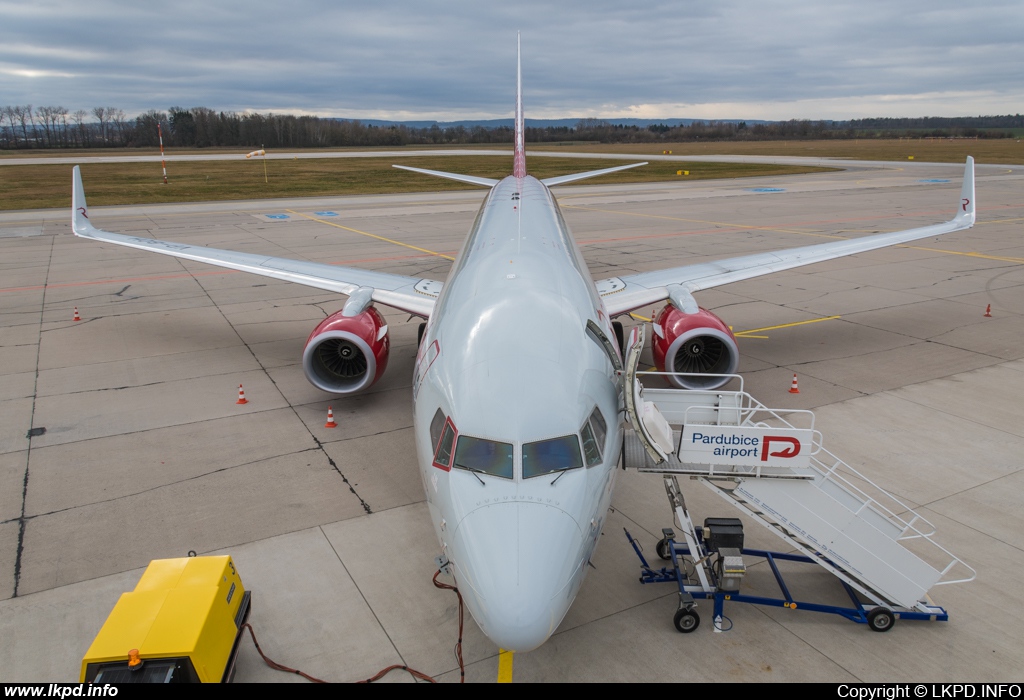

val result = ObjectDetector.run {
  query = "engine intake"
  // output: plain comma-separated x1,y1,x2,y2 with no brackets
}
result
303,307,390,394
651,304,739,390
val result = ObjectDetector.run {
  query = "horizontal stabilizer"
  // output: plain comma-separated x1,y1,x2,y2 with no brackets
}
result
392,165,498,188
542,162,647,187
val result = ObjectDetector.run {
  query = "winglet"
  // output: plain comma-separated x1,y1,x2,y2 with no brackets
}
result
513,33,526,178
955,156,975,227
72,166,96,237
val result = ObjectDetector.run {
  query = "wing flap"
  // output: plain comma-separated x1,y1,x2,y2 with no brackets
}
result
72,166,440,318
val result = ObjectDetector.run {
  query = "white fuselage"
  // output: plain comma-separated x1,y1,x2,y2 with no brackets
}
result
413,175,623,651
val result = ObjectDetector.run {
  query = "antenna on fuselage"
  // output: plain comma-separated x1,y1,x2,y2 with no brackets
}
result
513,32,526,178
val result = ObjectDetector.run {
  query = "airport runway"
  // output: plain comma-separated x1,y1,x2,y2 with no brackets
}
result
1,160,1023,682
0,148,997,171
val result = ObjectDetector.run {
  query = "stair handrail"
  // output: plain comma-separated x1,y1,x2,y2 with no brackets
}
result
807,446,976,586
635,372,976,587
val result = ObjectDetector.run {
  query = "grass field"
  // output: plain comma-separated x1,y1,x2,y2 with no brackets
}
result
532,138,1024,164
2,137,1020,211
0,155,833,211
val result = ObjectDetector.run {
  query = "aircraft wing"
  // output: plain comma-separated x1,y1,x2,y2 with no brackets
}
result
598,157,976,317
71,166,440,318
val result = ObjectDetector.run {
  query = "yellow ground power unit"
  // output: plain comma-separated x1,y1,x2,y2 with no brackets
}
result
80,555,251,683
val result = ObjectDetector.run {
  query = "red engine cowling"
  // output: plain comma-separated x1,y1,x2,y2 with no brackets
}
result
302,307,390,394
651,304,739,390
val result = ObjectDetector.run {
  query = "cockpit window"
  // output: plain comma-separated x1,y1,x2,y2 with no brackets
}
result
429,408,446,451
589,407,607,454
580,421,602,467
432,418,456,471
522,435,583,479
453,436,514,479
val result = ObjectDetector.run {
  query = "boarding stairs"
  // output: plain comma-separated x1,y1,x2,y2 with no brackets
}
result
619,328,974,613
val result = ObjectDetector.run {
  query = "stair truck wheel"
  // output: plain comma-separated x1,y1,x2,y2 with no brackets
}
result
673,608,700,633
656,537,672,561
867,607,895,632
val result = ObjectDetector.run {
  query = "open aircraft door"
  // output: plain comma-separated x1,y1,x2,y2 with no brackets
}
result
622,325,674,465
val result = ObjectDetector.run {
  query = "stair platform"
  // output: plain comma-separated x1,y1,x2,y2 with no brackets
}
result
621,371,975,618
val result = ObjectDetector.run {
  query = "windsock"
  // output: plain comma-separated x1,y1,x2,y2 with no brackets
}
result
246,149,266,159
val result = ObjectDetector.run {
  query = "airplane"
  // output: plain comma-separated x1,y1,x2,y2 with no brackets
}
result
70,37,976,653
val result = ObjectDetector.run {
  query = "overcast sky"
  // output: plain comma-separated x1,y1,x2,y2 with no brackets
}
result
1,0,1022,121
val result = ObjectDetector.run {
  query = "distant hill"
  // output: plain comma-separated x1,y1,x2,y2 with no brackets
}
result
330,117,771,129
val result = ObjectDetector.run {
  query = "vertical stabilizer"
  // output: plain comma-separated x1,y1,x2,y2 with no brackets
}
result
513,33,526,178
955,156,975,226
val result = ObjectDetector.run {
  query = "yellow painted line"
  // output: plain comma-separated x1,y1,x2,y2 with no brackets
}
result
562,204,818,237
897,245,1024,265
285,209,455,261
629,312,841,339
497,648,514,683
980,217,1024,225
734,315,841,337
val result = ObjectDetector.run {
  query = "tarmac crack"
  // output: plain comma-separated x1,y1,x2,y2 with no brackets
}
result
311,436,372,515
14,447,321,522
320,526,407,669
174,257,375,515
13,233,55,598
315,424,412,446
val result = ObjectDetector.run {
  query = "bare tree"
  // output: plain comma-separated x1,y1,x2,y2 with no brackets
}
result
56,107,69,147
71,110,89,147
108,108,128,145
13,105,33,146
92,107,107,144
35,106,56,147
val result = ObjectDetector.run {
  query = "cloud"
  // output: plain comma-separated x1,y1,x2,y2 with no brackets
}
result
0,0,1021,119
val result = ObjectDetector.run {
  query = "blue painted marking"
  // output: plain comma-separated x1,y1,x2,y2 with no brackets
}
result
919,179,950,183
265,214,290,219
314,211,338,217
749,187,786,193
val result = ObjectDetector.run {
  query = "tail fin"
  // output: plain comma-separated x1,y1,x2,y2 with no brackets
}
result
71,165,96,237
513,33,526,178
955,156,975,227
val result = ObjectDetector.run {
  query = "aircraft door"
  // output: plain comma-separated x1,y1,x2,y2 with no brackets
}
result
623,325,674,464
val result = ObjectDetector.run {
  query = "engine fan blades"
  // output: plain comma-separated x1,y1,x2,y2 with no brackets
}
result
673,336,727,374
317,338,368,379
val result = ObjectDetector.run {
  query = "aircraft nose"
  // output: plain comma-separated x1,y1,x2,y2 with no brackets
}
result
452,502,584,652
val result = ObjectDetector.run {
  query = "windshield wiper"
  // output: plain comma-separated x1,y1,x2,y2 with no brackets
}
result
457,465,487,486
550,469,570,485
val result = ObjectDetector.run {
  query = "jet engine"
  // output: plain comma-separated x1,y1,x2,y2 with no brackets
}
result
651,303,739,390
302,307,390,394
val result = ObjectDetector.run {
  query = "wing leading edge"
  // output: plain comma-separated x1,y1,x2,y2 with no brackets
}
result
599,157,977,317
71,166,440,318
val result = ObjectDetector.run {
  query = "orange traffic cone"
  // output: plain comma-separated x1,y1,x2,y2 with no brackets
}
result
325,407,337,428
73,307,80,321
788,373,800,394
984,304,992,317
236,384,248,404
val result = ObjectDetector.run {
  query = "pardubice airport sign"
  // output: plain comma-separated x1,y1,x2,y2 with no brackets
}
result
680,426,812,469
